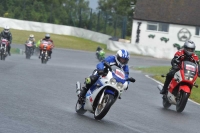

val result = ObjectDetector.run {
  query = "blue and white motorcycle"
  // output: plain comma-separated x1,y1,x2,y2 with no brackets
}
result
75,63,135,120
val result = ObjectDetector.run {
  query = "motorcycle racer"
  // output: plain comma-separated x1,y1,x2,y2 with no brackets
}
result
25,34,35,53
0,26,12,56
39,34,54,59
160,40,200,94
79,49,135,101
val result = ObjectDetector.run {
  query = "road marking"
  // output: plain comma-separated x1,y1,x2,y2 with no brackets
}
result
145,75,200,106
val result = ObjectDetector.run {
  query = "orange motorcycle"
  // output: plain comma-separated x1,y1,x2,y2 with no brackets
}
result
39,41,53,64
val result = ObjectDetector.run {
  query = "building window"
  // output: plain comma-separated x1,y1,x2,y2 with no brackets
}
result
195,27,200,35
147,22,169,32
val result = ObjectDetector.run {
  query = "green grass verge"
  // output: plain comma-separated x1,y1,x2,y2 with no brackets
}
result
0,27,152,57
0,27,108,52
136,66,200,103
10,48,22,54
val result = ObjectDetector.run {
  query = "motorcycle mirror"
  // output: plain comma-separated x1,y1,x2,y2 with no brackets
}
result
161,74,166,77
127,77,136,83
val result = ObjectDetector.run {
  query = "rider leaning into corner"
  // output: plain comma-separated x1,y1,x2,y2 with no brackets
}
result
79,49,135,101
160,40,200,94
0,26,12,56
39,33,54,59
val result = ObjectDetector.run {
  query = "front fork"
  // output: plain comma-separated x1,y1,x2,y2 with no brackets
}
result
98,90,105,105
41,50,48,58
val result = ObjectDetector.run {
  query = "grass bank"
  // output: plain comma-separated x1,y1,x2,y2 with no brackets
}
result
136,66,200,103
0,27,107,52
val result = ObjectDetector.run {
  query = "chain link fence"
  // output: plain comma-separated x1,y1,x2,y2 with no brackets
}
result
0,0,128,39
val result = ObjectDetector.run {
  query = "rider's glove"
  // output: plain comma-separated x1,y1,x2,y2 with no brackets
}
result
97,69,104,75
129,77,136,82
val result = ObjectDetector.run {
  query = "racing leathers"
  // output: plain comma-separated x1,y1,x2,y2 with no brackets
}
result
39,38,54,58
25,38,36,53
160,49,200,94
0,31,12,55
79,55,129,98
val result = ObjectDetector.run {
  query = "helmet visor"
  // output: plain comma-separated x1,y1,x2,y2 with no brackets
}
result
4,29,9,33
185,47,195,52
118,57,129,65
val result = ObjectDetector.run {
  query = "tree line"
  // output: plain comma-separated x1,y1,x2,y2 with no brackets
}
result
0,0,137,38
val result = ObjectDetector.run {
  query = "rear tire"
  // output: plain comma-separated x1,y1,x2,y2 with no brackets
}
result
176,91,189,112
94,94,114,120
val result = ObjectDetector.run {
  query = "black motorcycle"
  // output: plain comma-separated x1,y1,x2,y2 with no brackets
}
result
25,41,34,59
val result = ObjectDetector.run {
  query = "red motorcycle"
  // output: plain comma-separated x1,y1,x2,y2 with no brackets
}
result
158,57,199,112
0,38,9,60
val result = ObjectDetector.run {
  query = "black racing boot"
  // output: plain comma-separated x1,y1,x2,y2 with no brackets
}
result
38,50,42,59
160,77,171,94
78,86,89,104
7,45,11,56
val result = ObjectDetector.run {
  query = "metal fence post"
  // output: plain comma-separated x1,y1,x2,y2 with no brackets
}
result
79,8,82,27
88,8,93,30
96,10,101,32
121,16,127,39
104,12,108,34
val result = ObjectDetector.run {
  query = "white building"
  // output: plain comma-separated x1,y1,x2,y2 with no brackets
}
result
130,0,200,59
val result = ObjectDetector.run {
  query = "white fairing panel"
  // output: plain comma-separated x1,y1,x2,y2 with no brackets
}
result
167,92,177,105
174,70,182,82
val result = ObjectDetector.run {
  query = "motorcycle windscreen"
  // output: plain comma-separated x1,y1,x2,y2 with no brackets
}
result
183,61,197,81
112,68,126,84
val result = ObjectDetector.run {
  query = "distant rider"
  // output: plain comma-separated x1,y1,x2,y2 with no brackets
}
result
39,34,54,59
0,26,12,56
79,49,135,101
96,46,102,58
25,34,35,53
160,40,200,94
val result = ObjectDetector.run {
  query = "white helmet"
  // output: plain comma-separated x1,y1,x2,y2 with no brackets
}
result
4,26,10,33
115,49,130,67
29,34,34,41
29,34,34,38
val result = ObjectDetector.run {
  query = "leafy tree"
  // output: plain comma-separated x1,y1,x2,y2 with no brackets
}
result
97,0,137,37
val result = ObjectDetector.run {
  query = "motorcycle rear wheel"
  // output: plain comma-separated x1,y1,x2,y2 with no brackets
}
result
94,94,114,120
176,91,189,112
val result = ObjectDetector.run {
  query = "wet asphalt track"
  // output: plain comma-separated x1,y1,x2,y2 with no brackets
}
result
0,45,200,133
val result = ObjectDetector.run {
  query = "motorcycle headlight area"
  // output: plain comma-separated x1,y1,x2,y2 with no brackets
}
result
109,78,124,90
110,78,117,85
116,82,123,90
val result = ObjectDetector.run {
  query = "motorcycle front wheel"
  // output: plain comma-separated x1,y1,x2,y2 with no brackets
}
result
94,94,114,120
0,49,5,60
176,91,189,112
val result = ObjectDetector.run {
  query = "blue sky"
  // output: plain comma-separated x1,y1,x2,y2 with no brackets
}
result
89,0,98,9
